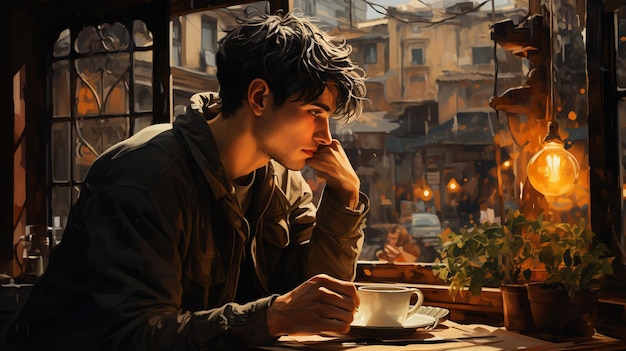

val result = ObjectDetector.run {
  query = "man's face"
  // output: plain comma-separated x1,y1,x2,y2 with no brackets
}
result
256,85,338,170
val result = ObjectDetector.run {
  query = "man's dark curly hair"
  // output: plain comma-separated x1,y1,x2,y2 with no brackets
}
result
216,9,367,123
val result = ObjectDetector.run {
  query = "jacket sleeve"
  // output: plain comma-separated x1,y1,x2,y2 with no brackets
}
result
82,185,277,350
272,165,370,283
305,187,370,281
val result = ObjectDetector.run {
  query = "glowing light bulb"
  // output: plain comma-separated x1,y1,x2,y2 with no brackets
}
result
418,185,434,201
447,178,460,192
527,122,580,197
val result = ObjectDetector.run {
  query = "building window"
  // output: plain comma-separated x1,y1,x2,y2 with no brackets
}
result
294,0,315,16
172,18,182,67
472,46,493,65
412,48,424,65
201,16,217,68
364,43,377,64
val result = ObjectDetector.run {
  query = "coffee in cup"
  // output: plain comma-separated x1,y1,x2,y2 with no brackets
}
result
356,285,424,327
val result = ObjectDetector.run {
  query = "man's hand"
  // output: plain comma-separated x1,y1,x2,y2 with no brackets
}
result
306,140,360,209
266,274,359,336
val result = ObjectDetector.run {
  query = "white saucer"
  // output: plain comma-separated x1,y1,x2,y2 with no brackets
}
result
350,312,436,337
417,306,450,321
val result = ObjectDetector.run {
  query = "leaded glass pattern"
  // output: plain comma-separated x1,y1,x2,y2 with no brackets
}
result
49,20,155,239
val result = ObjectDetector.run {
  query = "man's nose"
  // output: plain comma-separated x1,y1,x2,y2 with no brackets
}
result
313,118,332,145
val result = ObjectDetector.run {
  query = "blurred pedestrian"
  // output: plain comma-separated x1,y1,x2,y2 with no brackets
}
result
376,224,421,262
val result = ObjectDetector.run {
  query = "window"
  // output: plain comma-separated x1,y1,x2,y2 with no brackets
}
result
472,46,493,65
172,18,182,67
37,0,616,289
293,0,315,16
364,43,377,64
4,0,617,330
201,16,217,67
49,18,158,236
411,48,424,65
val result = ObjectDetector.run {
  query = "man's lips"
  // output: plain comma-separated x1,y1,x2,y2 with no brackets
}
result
302,149,316,157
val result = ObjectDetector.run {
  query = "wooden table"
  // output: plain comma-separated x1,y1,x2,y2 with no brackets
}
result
254,320,626,350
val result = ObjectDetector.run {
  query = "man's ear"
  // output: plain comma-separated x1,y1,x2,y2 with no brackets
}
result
248,78,270,117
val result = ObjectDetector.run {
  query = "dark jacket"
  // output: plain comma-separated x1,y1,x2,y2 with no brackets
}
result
3,93,369,350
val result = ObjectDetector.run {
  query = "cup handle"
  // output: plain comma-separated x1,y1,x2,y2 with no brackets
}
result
407,288,424,317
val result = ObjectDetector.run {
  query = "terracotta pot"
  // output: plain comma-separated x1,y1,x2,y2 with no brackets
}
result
526,283,599,337
529,268,548,282
500,284,534,332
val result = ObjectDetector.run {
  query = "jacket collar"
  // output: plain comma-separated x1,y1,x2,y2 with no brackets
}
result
172,94,231,199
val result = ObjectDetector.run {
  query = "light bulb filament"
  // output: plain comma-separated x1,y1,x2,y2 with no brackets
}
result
546,154,561,183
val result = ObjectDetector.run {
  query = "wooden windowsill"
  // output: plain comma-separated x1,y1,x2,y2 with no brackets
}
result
355,261,505,325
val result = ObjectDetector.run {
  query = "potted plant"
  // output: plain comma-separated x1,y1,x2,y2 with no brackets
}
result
527,217,614,337
433,210,538,331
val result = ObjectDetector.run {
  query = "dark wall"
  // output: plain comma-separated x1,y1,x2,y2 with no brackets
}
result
2,1,48,275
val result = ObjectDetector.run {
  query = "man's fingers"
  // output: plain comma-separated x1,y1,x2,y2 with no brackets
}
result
318,286,358,314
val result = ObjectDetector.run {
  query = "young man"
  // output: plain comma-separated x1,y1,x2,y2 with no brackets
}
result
2,9,369,351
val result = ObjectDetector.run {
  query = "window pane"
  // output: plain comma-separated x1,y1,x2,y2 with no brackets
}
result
364,43,377,64
472,46,492,65
412,48,424,65
75,54,131,116
104,53,131,115
201,16,217,68
134,51,153,113
73,117,129,180
133,20,153,48
75,23,130,54
52,60,70,118
201,17,217,51
172,19,182,67
133,115,153,133
53,28,71,58
51,122,71,182
169,1,589,266
294,0,315,16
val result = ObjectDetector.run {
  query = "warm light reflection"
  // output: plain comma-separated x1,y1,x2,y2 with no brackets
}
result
527,141,580,196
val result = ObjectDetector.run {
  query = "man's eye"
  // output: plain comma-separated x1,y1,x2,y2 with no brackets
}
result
310,111,321,118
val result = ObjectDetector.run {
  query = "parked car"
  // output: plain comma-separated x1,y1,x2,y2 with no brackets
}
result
411,212,443,251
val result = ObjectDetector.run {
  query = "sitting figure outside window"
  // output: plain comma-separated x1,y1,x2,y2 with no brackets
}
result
376,224,421,263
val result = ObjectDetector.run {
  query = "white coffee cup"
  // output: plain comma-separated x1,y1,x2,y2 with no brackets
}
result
356,285,424,327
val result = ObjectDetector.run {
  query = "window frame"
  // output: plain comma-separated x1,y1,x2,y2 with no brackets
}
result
472,46,493,65
364,42,378,64
172,17,182,66
411,47,425,65
201,15,218,67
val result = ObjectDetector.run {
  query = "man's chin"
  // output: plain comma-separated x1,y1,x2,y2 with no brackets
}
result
271,158,306,171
